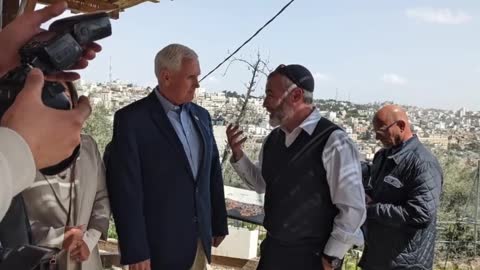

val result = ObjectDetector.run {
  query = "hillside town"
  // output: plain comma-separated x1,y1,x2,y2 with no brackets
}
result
77,80,480,165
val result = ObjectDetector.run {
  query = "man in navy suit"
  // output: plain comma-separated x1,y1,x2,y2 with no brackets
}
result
106,44,228,270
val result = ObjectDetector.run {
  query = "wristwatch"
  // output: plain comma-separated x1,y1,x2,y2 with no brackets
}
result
323,254,342,268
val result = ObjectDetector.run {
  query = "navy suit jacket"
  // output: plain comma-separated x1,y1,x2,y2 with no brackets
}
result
106,92,228,269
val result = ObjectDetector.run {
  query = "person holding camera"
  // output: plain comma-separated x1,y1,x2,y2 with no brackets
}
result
19,81,110,270
358,105,443,270
0,2,98,221
226,64,366,270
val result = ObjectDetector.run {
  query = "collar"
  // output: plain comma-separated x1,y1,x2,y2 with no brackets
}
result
281,107,321,136
155,86,183,114
387,135,420,164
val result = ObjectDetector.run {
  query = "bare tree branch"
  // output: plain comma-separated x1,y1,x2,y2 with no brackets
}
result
220,51,270,167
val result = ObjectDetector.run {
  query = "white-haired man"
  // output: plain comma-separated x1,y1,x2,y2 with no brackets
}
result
107,44,228,270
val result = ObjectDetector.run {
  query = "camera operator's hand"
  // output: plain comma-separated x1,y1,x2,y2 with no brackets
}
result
0,1,101,79
0,68,91,169
70,240,90,262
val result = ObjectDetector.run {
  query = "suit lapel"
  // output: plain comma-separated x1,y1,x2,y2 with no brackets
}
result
147,93,195,180
188,105,208,178
37,172,69,215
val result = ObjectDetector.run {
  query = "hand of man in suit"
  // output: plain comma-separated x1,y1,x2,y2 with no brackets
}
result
226,124,247,162
129,259,151,270
212,236,226,248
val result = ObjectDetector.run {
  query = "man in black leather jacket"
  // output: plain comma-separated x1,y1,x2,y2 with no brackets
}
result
359,105,443,270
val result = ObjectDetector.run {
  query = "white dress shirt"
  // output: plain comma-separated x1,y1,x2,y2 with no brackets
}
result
155,89,203,179
0,128,36,220
231,108,366,259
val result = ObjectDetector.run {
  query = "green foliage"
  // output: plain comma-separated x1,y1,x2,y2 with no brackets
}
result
358,131,372,141
108,217,118,239
223,90,243,98
465,141,480,153
223,163,250,189
245,223,258,231
83,103,115,238
342,250,362,270
258,232,266,242
346,109,360,118
435,150,478,260
82,103,113,154
223,142,262,189
439,154,476,216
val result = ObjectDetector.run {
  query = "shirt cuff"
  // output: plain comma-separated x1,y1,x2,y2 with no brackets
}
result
83,229,102,252
0,128,36,195
323,237,352,259
230,154,249,173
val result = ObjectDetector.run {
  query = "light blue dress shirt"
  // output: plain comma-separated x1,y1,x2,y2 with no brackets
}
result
155,88,203,179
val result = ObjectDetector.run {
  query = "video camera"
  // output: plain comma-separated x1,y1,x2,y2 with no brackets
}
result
0,12,111,269
0,12,112,115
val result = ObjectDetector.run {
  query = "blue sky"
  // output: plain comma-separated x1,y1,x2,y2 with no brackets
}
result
43,1,480,111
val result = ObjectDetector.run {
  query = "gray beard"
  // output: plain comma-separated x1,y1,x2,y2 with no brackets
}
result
269,113,282,127
268,102,293,128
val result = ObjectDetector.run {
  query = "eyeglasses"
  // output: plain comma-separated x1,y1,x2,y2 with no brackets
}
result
373,120,399,135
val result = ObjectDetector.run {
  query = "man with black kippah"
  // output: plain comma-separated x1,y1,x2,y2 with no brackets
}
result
226,64,366,270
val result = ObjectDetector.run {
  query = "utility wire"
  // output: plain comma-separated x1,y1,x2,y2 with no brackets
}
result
199,0,295,82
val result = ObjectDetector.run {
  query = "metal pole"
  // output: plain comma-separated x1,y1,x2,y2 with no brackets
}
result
17,0,25,15
1,0,20,28
20,0,37,15
475,160,480,256
0,0,4,29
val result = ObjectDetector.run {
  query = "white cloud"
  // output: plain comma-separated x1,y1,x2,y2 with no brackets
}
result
207,76,220,83
382,73,407,85
406,7,472,25
313,72,330,81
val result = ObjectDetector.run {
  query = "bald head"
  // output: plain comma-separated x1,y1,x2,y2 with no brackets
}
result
374,105,410,126
373,105,413,147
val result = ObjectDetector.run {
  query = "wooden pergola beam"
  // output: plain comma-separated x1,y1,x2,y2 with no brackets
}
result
0,0,3,29
0,0,160,28
40,0,118,13
17,0,37,16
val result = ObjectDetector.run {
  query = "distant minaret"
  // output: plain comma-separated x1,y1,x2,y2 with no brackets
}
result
109,56,113,84
335,88,338,102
